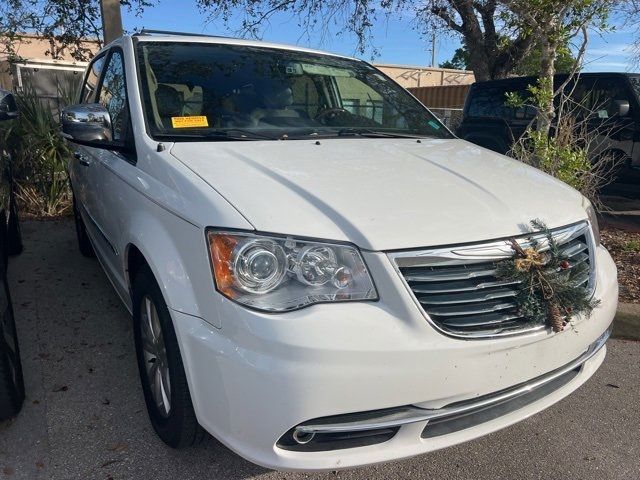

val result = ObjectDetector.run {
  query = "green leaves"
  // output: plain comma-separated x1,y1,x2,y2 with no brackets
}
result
511,127,592,191
496,220,600,331
0,82,79,216
0,0,156,61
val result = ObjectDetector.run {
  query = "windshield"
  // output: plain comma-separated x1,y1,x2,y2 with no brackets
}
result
135,41,451,141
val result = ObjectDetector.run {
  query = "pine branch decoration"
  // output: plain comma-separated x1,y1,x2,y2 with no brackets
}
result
496,219,600,332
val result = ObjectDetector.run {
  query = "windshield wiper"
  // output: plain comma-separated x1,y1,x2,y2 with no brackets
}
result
335,128,424,139
154,128,278,141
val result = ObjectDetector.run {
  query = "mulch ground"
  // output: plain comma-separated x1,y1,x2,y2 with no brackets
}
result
601,226,640,303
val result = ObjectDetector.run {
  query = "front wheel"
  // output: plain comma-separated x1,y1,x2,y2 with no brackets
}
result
132,266,205,448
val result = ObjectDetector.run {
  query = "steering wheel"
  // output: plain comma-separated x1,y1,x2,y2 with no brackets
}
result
314,107,350,121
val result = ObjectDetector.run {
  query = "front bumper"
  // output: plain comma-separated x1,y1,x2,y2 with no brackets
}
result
172,245,618,471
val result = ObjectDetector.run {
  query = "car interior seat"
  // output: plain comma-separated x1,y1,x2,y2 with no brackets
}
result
155,84,185,128
250,80,301,126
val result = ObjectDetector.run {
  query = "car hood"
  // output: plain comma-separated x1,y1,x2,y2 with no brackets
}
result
170,138,586,251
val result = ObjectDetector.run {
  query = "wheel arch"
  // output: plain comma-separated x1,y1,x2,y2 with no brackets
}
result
123,211,209,323
126,243,147,294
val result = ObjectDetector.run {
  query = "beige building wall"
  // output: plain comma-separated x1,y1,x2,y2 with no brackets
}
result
0,63,11,91
374,63,475,89
1,34,100,63
0,34,99,90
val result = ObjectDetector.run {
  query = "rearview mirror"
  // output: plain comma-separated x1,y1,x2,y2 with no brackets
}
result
614,100,630,117
61,103,114,146
0,89,19,122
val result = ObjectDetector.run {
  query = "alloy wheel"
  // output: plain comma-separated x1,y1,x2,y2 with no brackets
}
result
140,296,171,417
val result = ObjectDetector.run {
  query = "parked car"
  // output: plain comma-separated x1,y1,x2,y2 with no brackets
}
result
457,73,640,197
0,88,25,420
61,31,618,471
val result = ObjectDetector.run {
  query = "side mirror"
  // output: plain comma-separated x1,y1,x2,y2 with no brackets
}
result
0,90,19,122
614,100,630,117
61,103,114,146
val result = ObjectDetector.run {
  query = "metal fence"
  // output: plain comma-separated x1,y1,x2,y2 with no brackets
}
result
407,84,470,132
4,60,85,115
408,84,470,109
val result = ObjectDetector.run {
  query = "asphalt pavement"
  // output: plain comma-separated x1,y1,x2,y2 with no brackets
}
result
0,219,638,480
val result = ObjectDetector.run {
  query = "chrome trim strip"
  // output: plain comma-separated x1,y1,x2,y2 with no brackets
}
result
389,223,589,267
295,326,610,435
404,266,498,282
424,300,517,316
418,288,517,305
411,279,521,294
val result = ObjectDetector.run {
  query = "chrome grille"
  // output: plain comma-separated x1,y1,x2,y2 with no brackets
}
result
390,223,595,338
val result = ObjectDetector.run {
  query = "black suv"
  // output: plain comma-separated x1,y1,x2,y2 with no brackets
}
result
457,73,640,196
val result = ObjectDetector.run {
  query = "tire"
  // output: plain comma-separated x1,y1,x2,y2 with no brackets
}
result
132,266,205,448
0,273,25,420
72,195,95,258
7,194,23,256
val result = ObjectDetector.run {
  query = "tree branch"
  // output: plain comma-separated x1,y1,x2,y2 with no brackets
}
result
430,5,465,34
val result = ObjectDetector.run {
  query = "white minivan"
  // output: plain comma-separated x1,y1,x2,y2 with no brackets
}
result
61,31,618,471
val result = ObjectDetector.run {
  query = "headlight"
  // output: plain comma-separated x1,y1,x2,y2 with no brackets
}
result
207,230,378,312
583,198,601,245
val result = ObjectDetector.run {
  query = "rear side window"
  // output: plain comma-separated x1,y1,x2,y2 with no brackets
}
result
81,56,105,104
571,77,632,119
467,85,536,121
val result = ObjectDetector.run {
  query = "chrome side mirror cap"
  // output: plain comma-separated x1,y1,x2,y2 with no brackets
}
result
0,89,19,122
614,100,630,118
61,103,113,144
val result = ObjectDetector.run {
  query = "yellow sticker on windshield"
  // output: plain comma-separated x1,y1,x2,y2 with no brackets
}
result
171,116,209,128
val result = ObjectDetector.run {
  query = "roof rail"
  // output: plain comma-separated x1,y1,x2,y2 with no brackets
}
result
135,29,235,40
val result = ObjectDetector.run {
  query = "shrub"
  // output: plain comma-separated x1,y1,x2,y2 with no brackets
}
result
507,82,620,211
0,81,78,217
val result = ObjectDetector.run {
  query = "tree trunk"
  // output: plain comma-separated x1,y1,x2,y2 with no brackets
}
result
492,35,535,79
465,41,492,81
536,36,558,135
433,1,534,81
100,0,124,44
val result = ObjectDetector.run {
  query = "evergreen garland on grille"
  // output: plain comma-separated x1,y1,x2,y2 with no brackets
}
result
495,219,600,332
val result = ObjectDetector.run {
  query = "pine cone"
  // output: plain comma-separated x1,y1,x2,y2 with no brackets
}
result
548,303,565,332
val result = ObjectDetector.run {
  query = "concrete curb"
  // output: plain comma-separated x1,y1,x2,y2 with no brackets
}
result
613,302,640,340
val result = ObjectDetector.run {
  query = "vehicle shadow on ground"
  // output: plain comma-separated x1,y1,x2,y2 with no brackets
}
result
0,219,270,480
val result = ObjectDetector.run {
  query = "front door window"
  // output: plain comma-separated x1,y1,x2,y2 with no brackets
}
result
97,51,128,141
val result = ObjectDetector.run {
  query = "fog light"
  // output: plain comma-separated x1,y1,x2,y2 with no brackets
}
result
292,430,315,445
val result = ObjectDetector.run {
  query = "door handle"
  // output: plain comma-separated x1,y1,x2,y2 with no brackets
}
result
74,151,91,166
